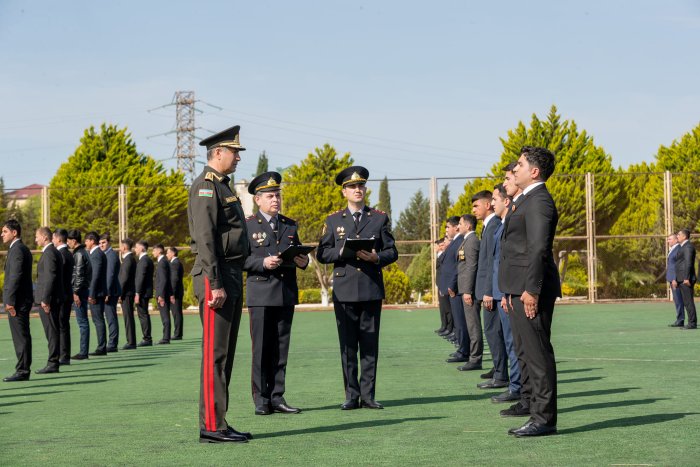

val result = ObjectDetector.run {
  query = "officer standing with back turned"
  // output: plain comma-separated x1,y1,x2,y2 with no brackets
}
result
188,125,252,444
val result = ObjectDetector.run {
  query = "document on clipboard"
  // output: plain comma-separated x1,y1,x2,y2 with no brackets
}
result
279,244,316,263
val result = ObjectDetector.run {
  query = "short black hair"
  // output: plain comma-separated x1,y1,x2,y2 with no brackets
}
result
53,228,68,243
67,229,82,243
446,216,460,227
136,240,149,250
471,190,492,203
36,226,52,241
85,231,100,243
99,233,111,242
679,229,691,240
493,183,511,201
3,219,22,236
120,238,134,250
167,246,178,256
503,162,517,173
153,243,165,253
520,146,556,181
460,214,477,231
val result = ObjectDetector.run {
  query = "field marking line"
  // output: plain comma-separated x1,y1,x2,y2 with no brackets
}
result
560,356,699,363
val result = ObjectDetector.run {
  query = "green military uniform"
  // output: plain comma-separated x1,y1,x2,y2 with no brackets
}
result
188,126,250,435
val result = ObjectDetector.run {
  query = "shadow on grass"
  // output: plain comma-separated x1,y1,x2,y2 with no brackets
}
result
0,379,114,391
559,376,605,384
0,390,72,399
0,400,40,408
29,371,140,381
557,368,603,375
254,416,445,439
61,363,156,373
559,387,639,399
560,398,668,414
559,413,699,434
304,394,490,412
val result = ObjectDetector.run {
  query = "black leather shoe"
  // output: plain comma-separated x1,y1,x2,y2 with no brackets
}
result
255,405,272,415
360,399,384,409
438,329,451,336
199,429,248,443
480,368,495,379
89,350,107,356
444,332,455,340
35,366,59,374
137,340,153,347
59,359,70,365
446,356,468,363
668,322,684,327
477,379,508,389
171,336,183,341
491,390,521,403
510,422,557,437
3,373,30,382
500,402,530,417
681,325,697,330
122,344,136,350
273,403,301,414
227,425,253,440
71,353,88,360
341,399,359,410
458,362,483,371
434,328,445,334
156,339,170,344
106,347,118,353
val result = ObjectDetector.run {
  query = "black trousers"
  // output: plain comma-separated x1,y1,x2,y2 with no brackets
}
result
679,283,697,327
90,300,107,352
438,293,453,332
104,295,120,349
59,297,73,361
171,297,184,339
158,300,171,342
195,264,243,432
483,303,507,381
249,305,294,408
39,298,63,369
508,293,558,426
333,298,382,401
121,295,136,346
7,306,32,375
136,296,152,342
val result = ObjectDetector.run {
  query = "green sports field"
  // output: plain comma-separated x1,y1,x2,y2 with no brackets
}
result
1,303,699,466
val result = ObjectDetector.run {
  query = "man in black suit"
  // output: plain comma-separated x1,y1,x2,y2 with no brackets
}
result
473,190,507,388
52,228,74,365
134,240,154,346
499,146,561,437
166,247,184,340
435,237,454,338
85,231,108,356
153,244,172,344
244,171,308,415
456,214,483,371
673,228,697,329
34,227,64,374
317,166,398,410
666,234,685,327
119,238,137,349
2,220,34,381
99,233,121,352
67,230,91,360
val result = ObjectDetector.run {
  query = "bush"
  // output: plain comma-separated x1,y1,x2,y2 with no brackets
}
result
299,288,322,304
383,263,412,304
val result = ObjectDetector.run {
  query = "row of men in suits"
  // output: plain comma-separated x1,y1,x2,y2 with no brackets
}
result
666,230,697,329
1,223,184,380
436,147,561,437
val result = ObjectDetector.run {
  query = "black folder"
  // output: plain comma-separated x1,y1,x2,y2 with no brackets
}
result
340,238,376,260
279,244,316,263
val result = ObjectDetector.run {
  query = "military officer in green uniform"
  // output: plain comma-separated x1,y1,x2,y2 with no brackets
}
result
188,125,252,444
243,171,308,416
316,166,398,410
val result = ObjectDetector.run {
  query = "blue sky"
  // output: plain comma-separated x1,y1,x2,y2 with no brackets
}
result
1,0,699,215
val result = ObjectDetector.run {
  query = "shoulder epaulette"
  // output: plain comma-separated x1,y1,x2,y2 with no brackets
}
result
246,215,256,221
328,209,344,217
371,207,385,215
204,172,224,182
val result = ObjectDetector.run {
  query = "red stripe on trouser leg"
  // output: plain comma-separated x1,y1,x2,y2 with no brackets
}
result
203,276,216,431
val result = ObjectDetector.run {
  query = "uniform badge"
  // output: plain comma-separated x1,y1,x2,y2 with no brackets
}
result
458,249,465,261
337,226,345,237
225,195,238,203
198,188,214,198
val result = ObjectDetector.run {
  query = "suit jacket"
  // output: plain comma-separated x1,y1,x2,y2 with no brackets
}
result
3,239,34,310
135,254,154,299
244,212,306,307
317,206,398,302
475,216,502,300
119,253,137,298
457,232,480,296
36,244,64,305
155,256,172,300
675,241,697,284
88,246,107,299
437,234,462,295
169,257,184,300
666,244,680,282
104,247,121,297
492,222,505,301
499,184,561,298
57,245,74,300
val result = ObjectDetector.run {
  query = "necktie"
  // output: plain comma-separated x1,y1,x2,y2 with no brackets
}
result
269,217,278,237
353,212,361,230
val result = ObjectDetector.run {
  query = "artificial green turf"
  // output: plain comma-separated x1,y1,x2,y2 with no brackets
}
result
1,303,699,466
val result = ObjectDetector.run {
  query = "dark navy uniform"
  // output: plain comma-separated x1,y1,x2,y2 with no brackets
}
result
316,166,398,405
188,125,250,437
244,177,306,413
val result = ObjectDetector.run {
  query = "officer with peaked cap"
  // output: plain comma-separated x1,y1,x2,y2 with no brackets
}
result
243,171,308,416
188,125,252,443
316,166,398,410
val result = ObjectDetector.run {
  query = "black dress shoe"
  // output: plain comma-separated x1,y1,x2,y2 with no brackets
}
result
122,344,136,350
446,356,468,363
500,402,530,417
458,362,483,371
71,353,88,360
480,368,495,379
199,429,248,443
255,406,272,415
449,352,462,358
477,379,508,389
35,366,59,374
106,347,118,353
227,425,253,440
668,322,684,327
681,325,697,330
360,399,384,409
341,399,360,410
137,340,153,347
89,350,107,356
491,390,521,403
438,329,451,336
273,403,301,414
59,359,71,365
171,336,183,341
156,339,170,345
444,332,455,339
3,373,30,382
510,422,557,437
434,328,445,334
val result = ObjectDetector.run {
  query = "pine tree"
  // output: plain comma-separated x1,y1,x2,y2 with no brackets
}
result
394,189,430,258
376,176,392,221
254,151,269,177
438,184,450,228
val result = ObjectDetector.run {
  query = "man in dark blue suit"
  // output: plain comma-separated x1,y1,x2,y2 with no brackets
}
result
666,234,685,327
437,216,470,363
34,227,64,374
674,228,697,329
99,233,121,352
85,231,108,356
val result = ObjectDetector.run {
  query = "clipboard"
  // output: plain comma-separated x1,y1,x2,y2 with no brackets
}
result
340,238,376,260
279,244,316,263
